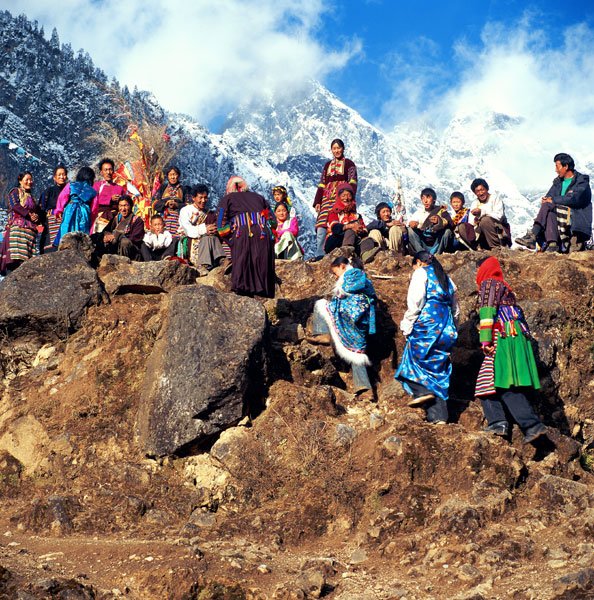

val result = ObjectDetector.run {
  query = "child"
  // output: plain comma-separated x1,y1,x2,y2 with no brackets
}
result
449,192,476,251
140,214,176,261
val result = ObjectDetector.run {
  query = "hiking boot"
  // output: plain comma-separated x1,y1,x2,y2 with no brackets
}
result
361,246,381,264
408,393,435,407
545,242,559,253
484,422,509,437
523,423,547,444
515,231,536,250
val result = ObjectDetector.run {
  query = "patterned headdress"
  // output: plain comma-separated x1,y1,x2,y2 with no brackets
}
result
272,185,292,208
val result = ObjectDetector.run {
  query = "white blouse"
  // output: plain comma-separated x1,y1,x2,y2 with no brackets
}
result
400,267,460,336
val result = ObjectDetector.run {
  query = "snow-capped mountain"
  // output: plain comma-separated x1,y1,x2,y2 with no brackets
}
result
2,10,592,256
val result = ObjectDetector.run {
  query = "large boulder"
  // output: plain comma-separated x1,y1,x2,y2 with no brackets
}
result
137,285,268,455
97,255,198,296
0,249,104,340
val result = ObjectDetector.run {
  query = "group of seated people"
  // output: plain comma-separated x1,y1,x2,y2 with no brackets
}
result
310,144,592,261
1,151,591,277
0,159,306,275
313,162,592,263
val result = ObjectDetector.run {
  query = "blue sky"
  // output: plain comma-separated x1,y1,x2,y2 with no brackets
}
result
325,0,594,128
3,0,594,134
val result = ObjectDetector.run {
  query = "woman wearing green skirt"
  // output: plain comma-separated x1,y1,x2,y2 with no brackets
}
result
475,257,547,443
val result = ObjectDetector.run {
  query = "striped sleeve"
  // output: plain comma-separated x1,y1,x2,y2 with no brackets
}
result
479,306,496,344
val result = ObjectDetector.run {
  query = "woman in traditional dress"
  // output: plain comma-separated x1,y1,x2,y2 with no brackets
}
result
217,175,276,298
0,172,41,274
474,256,547,443
309,256,376,401
39,164,68,252
273,190,303,260
53,166,97,246
152,166,190,237
312,139,358,260
395,251,459,424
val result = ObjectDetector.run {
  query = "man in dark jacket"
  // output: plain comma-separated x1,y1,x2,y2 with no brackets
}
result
516,153,592,252
406,188,453,255
92,196,145,261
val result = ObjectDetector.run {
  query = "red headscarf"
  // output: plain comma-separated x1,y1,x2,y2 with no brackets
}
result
476,256,511,290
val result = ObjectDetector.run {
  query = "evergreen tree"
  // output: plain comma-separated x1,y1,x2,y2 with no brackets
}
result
50,27,60,50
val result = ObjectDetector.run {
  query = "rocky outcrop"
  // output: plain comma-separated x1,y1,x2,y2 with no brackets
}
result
137,285,268,455
97,254,198,296
0,249,104,340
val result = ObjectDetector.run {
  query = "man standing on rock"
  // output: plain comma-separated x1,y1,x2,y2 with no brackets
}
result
469,178,511,250
515,153,592,253
91,158,127,232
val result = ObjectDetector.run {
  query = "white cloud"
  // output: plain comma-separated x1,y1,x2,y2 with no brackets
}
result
3,0,359,124
380,18,594,189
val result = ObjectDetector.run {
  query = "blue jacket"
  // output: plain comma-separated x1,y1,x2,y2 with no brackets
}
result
546,171,592,237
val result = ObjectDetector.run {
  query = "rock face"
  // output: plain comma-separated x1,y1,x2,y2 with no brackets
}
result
97,254,198,296
0,249,104,339
137,285,268,455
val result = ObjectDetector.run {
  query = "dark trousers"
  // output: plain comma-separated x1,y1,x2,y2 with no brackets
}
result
140,241,176,262
480,389,541,433
324,228,375,255
408,381,448,423
91,232,139,261
532,202,559,245
476,216,510,249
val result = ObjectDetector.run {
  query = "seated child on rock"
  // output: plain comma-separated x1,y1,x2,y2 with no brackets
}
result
140,214,177,261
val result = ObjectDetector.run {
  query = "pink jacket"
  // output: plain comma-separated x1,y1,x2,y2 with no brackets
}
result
274,216,299,243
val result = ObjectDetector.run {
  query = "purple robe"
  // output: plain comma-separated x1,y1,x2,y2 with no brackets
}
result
217,191,275,298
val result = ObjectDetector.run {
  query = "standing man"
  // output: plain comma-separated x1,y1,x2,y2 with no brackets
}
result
91,158,127,232
406,188,453,255
470,178,511,249
515,153,592,253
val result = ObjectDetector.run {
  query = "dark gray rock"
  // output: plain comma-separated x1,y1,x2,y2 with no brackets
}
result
138,286,268,455
97,254,198,296
58,231,95,263
0,250,104,340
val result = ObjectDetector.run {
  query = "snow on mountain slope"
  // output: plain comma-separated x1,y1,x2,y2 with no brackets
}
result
2,10,592,257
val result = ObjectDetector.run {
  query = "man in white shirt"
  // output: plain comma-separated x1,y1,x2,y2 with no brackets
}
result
470,178,511,249
179,184,226,270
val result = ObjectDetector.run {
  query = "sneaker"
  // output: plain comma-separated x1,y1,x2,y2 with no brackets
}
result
523,423,547,444
484,422,509,437
545,242,559,253
515,231,537,250
429,420,447,426
408,393,435,407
